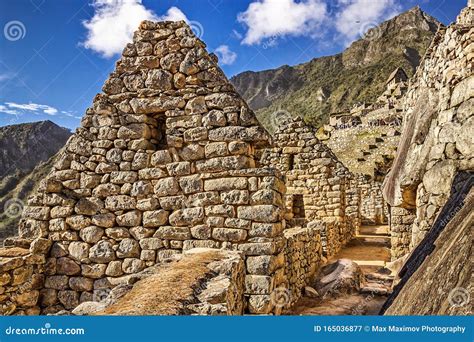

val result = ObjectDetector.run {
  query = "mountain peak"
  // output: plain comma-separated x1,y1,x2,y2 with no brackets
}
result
231,7,442,132
409,5,422,12
0,120,71,176
341,6,441,69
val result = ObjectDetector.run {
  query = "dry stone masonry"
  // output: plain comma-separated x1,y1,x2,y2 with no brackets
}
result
260,116,358,257
356,175,388,226
72,248,247,316
4,0,467,315
282,226,323,308
0,20,286,315
381,1,472,314
383,1,473,262
0,20,360,316
0,240,50,315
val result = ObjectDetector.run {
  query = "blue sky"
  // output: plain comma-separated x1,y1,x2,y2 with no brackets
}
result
0,0,467,130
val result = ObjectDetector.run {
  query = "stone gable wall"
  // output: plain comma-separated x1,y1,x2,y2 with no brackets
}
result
260,117,357,258
0,20,343,316
0,20,291,315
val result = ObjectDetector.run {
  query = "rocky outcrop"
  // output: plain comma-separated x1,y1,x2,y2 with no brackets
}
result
383,1,473,252
74,248,246,315
0,121,71,243
230,65,303,111
314,259,364,298
383,173,472,315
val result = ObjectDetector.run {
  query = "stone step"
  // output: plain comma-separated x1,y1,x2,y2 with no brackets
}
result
365,272,394,282
352,260,386,267
360,282,392,295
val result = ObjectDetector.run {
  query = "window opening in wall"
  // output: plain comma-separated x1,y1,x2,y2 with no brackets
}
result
292,194,306,218
150,115,167,149
288,154,295,170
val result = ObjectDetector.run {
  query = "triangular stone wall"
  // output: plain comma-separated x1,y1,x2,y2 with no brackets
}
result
13,20,287,314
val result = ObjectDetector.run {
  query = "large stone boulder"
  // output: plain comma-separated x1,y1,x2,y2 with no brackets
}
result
314,259,364,298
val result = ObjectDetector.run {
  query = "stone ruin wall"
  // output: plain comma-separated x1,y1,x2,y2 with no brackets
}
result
0,20,353,316
383,2,473,261
356,175,388,226
388,206,416,260
345,178,362,235
259,117,358,258
282,225,322,308
0,20,289,315
0,1,437,312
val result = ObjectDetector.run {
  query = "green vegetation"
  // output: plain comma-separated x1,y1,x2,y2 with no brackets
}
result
233,7,439,134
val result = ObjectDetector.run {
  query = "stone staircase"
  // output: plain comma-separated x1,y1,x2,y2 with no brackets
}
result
326,126,400,177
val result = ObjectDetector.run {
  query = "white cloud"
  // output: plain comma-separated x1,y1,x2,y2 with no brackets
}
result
61,111,82,120
0,72,15,83
158,6,188,22
335,0,401,41
43,107,59,115
0,105,20,116
3,102,59,116
214,45,237,65
237,0,327,45
82,0,158,58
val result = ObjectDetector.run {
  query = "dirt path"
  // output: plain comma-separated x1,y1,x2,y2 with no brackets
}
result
286,225,393,315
